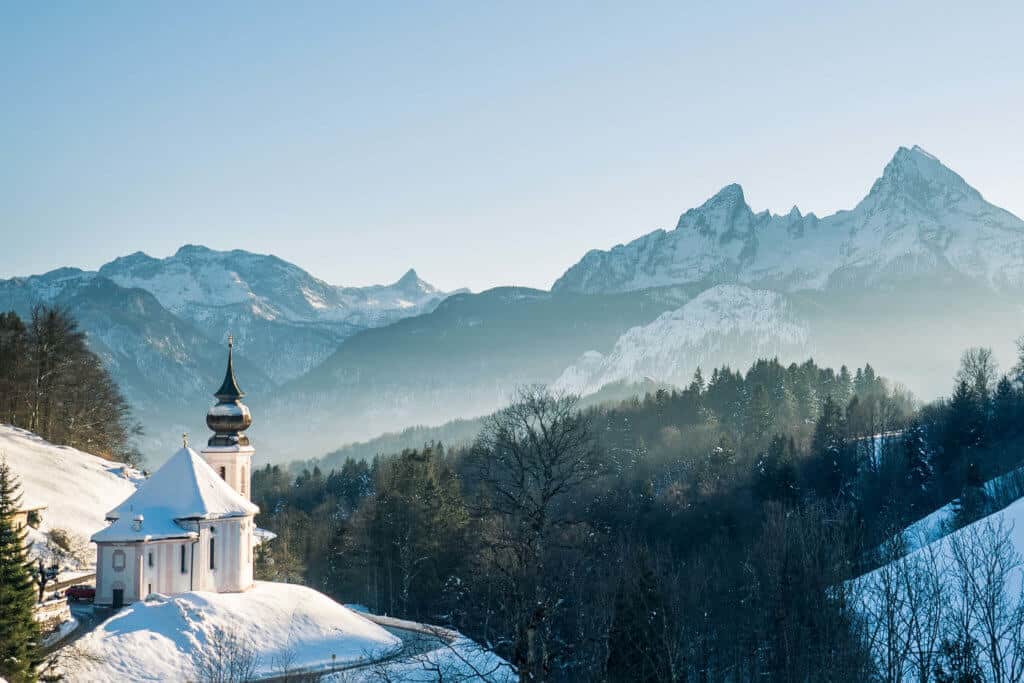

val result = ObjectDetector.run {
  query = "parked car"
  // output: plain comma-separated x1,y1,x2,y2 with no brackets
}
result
65,585,95,602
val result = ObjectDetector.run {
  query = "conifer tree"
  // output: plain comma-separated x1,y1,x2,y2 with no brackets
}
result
953,461,988,528
0,460,41,683
992,375,1018,439
809,396,854,501
756,435,799,505
688,367,705,393
942,379,984,477
836,364,854,404
902,421,932,509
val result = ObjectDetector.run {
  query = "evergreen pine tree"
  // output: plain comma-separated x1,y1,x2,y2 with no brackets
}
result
810,396,850,500
837,364,853,404
0,460,41,683
745,384,774,448
755,435,799,505
941,380,983,478
953,461,988,528
688,367,705,393
902,422,932,512
992,375,1018,439
605,556,668,683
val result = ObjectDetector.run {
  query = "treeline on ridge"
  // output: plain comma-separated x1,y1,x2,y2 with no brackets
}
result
0,306,138,461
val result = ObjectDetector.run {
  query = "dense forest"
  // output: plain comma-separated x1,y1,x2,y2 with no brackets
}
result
252,344,1024,682
0,306,138,462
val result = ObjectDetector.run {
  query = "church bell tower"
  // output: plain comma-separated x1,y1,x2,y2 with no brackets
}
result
202,336,254,500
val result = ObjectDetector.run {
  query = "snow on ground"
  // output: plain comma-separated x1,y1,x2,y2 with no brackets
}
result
858,493,1024,680
60,582,401,682
894,462,1024,553
42,616,79,648
0,424,142,565
326,635,517,682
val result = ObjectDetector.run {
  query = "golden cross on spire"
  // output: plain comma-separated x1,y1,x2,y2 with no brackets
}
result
182,432,189,448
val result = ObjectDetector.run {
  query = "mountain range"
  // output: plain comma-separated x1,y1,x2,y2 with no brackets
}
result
0,246,457,457
554,146,1024,295
4,145,1022,464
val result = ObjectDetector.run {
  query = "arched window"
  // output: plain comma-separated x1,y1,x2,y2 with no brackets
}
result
148,551,154,568
219,466,227,480
209,537,216,570
180,544,187,574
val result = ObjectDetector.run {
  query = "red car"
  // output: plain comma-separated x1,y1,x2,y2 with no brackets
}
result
65,585,95,602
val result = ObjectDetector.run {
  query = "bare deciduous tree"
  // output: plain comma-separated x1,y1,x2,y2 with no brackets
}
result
470,385,603,682
192,626,261,683
948,517,1024,683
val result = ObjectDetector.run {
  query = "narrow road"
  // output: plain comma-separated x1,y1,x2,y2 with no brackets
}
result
42,602,107,656
254,620,450,682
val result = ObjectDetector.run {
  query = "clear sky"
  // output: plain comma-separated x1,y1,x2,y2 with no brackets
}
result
3,1,1022,292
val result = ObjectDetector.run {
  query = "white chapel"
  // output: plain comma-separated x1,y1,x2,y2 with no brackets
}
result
92,339,269,608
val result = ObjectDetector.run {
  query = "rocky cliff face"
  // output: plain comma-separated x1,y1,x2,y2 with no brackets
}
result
553,146,1024,295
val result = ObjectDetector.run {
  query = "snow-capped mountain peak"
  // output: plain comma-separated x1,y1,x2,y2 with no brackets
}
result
393,267,439,296
553,145,1024,294
860,144,981,212
98,246,451,325
675,183,751,234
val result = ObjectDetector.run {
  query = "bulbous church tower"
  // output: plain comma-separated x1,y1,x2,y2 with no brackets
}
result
202,336,254,500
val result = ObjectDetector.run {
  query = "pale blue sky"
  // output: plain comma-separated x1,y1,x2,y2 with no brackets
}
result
3,1,1022,292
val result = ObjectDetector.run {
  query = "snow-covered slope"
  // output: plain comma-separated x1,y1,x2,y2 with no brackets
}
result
893,463,1024,554
859,493,1024,680
61,582,401,682
554,285,810,395
0,424,142,561
553,146,1024,295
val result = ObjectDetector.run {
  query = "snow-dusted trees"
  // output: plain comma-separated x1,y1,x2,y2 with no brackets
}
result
0,306,137,461
344,444,468,620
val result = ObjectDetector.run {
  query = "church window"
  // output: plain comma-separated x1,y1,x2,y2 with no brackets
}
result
209,537,216,570
112,549,126,571
148,551,154,568
180,545,187,574
219,466,226,480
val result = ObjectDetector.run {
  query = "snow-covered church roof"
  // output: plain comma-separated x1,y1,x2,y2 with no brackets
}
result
92,446,258,543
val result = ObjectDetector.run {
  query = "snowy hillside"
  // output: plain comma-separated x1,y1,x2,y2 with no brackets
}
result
858,493,1024,680
554,285,810,395
553,146,1024,295
0,424,142,563
60,582,401,682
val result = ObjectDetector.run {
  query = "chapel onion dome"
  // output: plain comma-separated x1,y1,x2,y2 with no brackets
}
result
206,336,253,447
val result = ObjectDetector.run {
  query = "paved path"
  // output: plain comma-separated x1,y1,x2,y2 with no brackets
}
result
42,602,108,656
255,616,452,682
